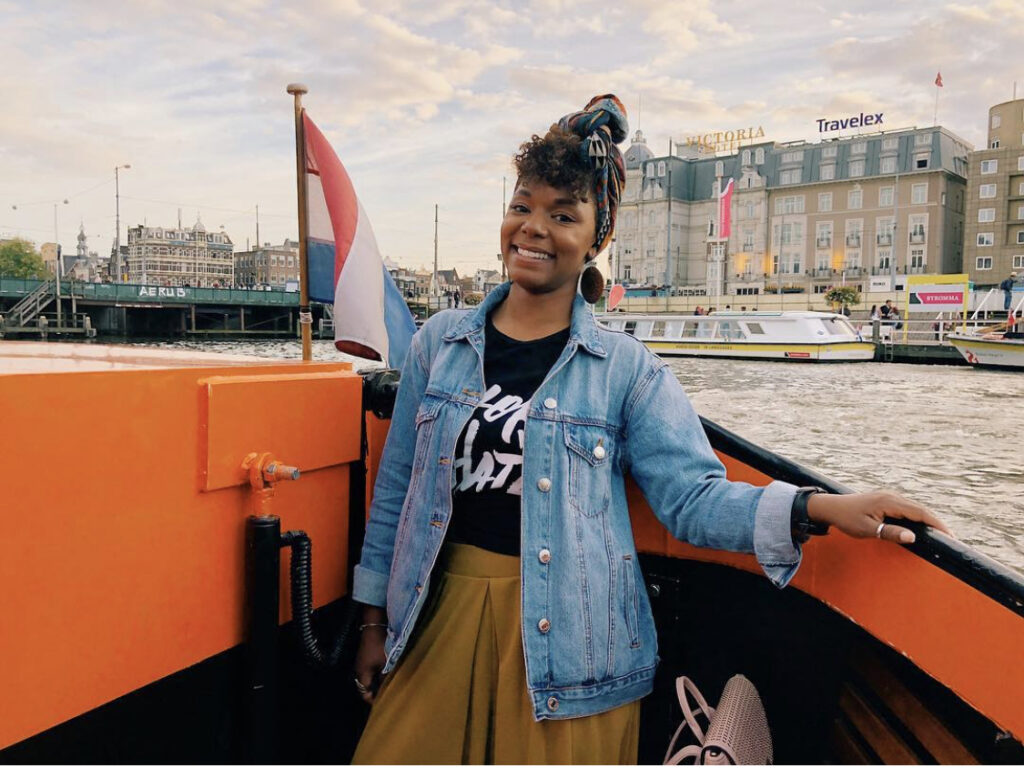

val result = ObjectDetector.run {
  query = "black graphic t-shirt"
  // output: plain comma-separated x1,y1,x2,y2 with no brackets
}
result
448,314,570,556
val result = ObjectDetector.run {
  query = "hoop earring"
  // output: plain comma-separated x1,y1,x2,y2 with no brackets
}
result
579,262,605,304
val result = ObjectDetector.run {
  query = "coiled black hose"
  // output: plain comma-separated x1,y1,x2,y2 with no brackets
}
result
281,529,356,668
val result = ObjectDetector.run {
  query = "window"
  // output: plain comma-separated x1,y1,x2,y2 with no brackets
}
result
914,133,933,146
990,140,1000,149
820,164,835,180
879,186,894,207
851,141,867,155
755,148,765,164
742,149,751,165
1014,255,1024,269
845,219,863,247
1018,205,1024,220
780,168,802,185
876,217,894,244
715,160,724,177
914,154,929,169
979,208,996,222
909,215,928,243
1020,181,1024,195
980,159,998,174
658,161,666,177
646,163,654,177
877,249,891,269
742,230,754,250
848,188,863,209
775,195,805,214
849,159,865,177
980,183,997,198
745,322,765,335
977,232,994,246
991,114,1002,129
651,321,666,338
1018,231,1024,245
977,256,993,270
882,137,899,151
822,145,838,158
818,192,832,212
745,202,756,219
781,150,804,163
816,221,832,248
880,156,896,174
912,183,927,204
1018,156,1024,171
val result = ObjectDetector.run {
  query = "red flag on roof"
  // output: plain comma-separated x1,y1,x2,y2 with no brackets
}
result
935,72,943,87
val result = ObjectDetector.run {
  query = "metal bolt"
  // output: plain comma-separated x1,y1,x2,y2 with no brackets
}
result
648,583,661,598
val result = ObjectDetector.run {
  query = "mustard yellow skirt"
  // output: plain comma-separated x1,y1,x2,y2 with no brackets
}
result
353,543,641,764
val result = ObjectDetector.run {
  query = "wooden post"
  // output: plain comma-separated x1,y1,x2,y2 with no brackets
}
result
287,83,313,361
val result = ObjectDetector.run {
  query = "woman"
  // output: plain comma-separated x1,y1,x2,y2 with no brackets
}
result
351,95,949,764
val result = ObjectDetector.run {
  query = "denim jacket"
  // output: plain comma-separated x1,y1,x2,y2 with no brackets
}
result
354,282,802,720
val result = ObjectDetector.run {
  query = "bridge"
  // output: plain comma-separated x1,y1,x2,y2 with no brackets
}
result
0,278,331,339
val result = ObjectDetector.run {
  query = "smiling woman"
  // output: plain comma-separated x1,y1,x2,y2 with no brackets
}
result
347,94,949,765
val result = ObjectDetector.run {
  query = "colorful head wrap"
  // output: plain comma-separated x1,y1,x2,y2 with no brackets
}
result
556,94,628,257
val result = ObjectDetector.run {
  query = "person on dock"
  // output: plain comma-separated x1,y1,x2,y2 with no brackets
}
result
1000,271,1017,311
350,94,950,765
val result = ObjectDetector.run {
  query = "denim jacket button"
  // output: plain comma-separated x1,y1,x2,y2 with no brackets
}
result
543,397,557,409
592,445,607,460
538,548,551,564
538,618,551,633
547,696,559,712
537,477,552,492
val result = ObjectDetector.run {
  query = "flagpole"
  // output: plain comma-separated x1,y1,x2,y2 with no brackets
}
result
287,82,313,361
933,85,939,126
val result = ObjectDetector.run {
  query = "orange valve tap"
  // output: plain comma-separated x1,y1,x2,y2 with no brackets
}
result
241,452,301,518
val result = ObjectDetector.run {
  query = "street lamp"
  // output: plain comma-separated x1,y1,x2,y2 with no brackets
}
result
11,198,69,327
114,164,131,282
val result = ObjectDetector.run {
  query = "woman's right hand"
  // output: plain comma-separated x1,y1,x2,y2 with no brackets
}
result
353,606,388,704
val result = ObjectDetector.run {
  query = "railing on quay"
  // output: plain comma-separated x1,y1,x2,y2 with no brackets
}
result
0,278,301,307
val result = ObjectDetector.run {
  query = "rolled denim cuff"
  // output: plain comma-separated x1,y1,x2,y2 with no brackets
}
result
352,564,389,607
753,480,802,588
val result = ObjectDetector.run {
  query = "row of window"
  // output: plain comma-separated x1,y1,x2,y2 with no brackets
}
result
779,154,932,184
237,256,297,267
978,205,1024,222
977,255,1024,270
979,157,1024,174
977,232,1024,246
980,179,1024,198
774,184,930,215
132,230,229,244
988,134,1024,149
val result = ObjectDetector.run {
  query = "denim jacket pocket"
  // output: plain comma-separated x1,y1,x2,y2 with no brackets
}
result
621,554,641,648
564,422,615,518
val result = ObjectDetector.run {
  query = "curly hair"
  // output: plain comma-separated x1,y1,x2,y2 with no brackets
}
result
512,126,598,204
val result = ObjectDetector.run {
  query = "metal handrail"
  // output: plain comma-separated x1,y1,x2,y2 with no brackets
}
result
2,280,54,327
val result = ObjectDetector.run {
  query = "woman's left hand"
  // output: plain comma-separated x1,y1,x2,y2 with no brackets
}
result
807,490,953,545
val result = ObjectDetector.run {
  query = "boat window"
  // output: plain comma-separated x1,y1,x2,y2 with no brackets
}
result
744,322,765,335
636,321,653,338
696,321,715,338
650,321,666,338
623,321,636,336
718,321,746,340
821,318,855,336
666,320,683,339
681,321,698,338
605,320,623,331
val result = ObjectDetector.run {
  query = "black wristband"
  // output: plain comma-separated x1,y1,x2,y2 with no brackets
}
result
791,486,830,545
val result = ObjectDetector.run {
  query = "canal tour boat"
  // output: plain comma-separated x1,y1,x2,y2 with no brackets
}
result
948,332,1024,370
1,339,1022,764
597,311,876,362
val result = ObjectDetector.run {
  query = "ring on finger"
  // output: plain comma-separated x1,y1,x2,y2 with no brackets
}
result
353,677,369,695
875,522,886,539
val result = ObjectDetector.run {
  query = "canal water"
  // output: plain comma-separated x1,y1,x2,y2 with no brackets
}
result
142,338,1024,574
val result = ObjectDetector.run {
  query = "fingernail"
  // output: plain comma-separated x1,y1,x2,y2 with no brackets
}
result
900,531,915,544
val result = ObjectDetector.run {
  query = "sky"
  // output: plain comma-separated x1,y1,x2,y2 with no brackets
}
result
1,0,1022,275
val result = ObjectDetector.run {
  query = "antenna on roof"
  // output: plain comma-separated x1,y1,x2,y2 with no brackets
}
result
637,93,642,131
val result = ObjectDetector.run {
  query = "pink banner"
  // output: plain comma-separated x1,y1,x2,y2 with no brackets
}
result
718,178,734,239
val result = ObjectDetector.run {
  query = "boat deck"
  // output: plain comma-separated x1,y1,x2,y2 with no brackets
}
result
0,341,286,374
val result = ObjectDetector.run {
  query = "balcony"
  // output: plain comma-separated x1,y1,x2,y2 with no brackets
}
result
841,265,864,276
909,233,926,244
845,235,862,248
815,238,832,249
809,267,834,278
876,234,893,246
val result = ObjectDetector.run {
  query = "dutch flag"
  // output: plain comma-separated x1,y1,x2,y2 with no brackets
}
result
303,113,416,368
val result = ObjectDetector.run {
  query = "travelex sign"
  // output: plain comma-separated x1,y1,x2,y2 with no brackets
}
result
817,113,883,133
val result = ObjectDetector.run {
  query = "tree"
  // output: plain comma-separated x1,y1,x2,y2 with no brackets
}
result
824,286,861,314
0,238,50,279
